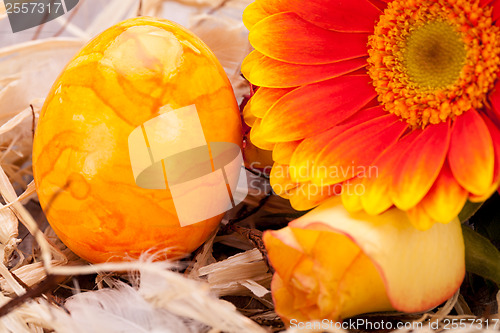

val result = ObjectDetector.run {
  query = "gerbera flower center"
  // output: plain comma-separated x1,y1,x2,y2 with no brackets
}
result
367,0,500,128
404,21,466,90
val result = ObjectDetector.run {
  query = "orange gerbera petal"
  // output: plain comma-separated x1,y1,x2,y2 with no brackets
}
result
289,129,348,183
341,177,364,212
250,118,276,150
242,51,367,88
469,116,500,201
361,131,421,215
249,12,369,65
258,75,376,142
312,115,408,186
273,141,302,165
284,0,382,32
392,121,451,211
368,0,390,10
243,105,258,127
244,86,295,118
492,0,500,21
419,161,468,224
243,0,289,29
243,1,269,29
448,109,494,196
270,162,299,198
338,105,388,124
488,80,500,125
485,116,500,186
256,0,289,14
289,106,387,182
480,0,495,6
289,183,342,210
406,205,435,231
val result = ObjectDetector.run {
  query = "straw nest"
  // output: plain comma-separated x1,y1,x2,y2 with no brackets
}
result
0,0,498,332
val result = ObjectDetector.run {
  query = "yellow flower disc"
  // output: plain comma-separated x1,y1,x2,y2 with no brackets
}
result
32,17,242,263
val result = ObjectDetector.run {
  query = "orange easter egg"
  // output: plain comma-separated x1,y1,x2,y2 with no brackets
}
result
32,17,242,263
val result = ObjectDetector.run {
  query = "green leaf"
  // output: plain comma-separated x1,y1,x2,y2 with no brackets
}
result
467,194,500,243
459,201,484,223
462,225,500,285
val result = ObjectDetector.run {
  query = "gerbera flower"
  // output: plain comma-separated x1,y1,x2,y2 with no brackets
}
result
242,0,500,229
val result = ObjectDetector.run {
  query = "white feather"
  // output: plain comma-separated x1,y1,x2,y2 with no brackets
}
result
63,282,204,333
39,260,266,333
